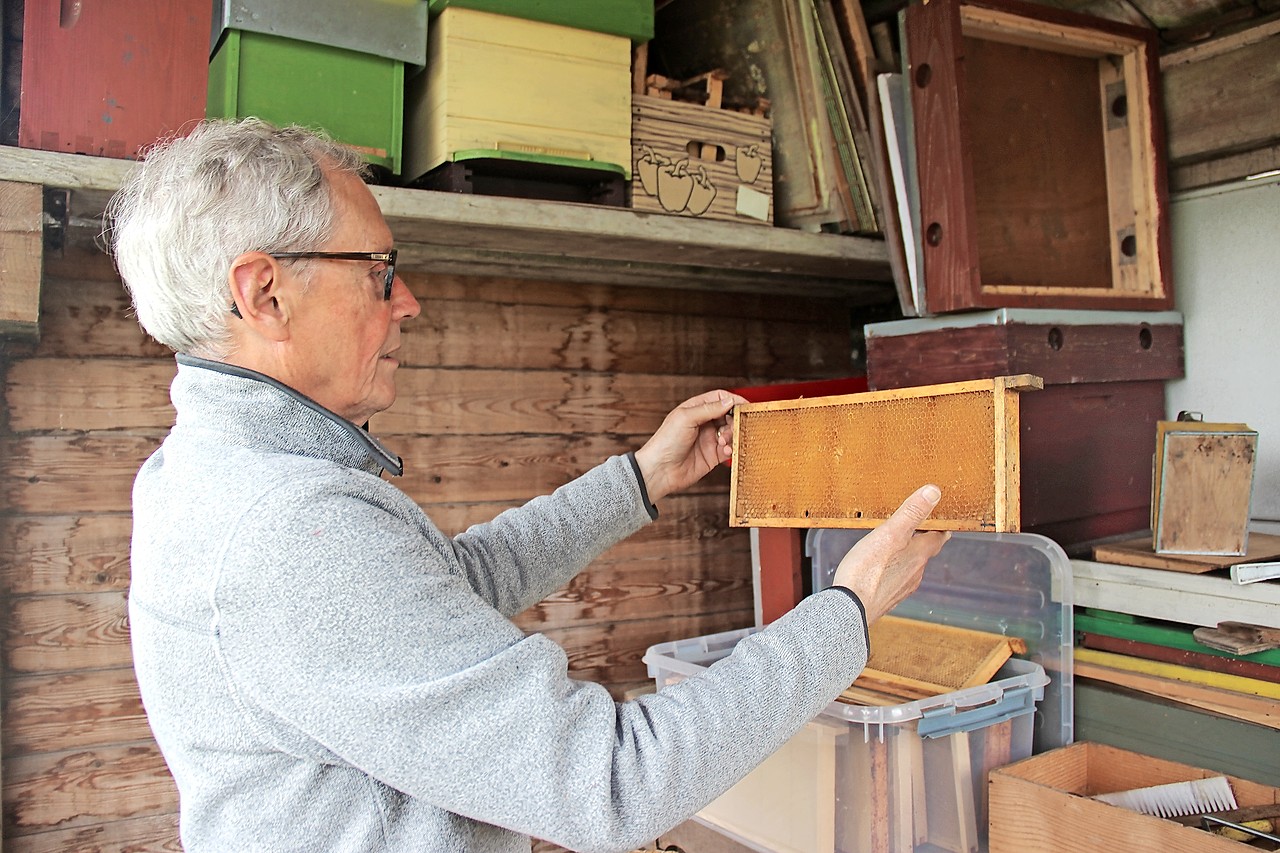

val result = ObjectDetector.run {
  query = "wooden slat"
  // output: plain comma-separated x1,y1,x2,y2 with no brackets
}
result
1092,532,1280,574
373,369,737,437
5,592,131,674
0,514,133,595
514,549,752,631
0,181,44,335
0,434,163,515
398,292,852,377
395,434,732,507
3,743,177,836
33,277,171,360
1162,33,1280,167
5,813,180,853
3,669,151,755
419,272,852,324
5,359,176,432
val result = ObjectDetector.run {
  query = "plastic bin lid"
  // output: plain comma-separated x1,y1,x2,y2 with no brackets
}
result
806,529,1074,753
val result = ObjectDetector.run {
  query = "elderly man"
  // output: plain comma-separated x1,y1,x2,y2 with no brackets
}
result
108,118,947,853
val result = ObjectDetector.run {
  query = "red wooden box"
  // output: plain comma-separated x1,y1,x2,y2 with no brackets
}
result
866,310,1184,547
18,0,208,159
903,0,1173,314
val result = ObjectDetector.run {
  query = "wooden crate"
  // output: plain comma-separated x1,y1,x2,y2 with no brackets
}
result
630,95,773,225
989,742,1280,852
729,375,1043,532
1153,418,1258,556
866,311,1184,546
903,0,1173,313
403,8,633,183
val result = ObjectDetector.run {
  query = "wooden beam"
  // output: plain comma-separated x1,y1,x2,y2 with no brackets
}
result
0,180,44,337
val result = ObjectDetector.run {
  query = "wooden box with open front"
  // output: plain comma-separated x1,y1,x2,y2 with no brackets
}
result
902,0,1173,313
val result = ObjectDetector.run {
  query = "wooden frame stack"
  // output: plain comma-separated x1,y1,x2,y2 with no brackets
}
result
729,375,1042,532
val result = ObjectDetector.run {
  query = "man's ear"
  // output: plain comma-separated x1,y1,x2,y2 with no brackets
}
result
228,252,290,341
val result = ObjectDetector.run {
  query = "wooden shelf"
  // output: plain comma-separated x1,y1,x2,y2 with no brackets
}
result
1070,558,1280,628
0,145,894,300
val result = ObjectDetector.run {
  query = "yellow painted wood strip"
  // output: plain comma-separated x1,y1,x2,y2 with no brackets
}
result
1074,647,1280,699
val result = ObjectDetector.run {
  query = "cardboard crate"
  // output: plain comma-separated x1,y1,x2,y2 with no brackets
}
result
631,95,773,225
990,742,1280,852
404,8,633,183
902,0,1172,313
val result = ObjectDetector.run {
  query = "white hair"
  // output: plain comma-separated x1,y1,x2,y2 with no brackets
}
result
105,118,368,357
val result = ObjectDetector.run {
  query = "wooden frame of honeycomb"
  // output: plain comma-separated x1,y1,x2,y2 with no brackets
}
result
729,375,1043,531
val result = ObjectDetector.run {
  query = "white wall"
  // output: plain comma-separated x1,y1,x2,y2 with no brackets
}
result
1166,173,1280,527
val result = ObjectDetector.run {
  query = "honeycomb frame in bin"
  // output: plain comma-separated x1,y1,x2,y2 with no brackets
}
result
729,375,1043,531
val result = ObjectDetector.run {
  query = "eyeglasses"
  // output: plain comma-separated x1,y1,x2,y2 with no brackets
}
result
271,249,398,300
229,249,398,318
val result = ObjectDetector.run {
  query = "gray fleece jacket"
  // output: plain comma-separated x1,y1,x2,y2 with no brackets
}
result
128,355,870,853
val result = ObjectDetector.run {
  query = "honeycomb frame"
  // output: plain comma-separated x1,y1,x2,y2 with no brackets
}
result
729,375,1043,531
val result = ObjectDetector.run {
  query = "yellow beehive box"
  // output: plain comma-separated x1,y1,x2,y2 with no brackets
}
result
404,8,633,182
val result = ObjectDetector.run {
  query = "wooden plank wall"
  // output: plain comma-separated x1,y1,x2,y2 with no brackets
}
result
0,230,859,850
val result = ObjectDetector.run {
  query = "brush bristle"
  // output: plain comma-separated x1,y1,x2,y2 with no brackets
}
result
1095,776,1238,818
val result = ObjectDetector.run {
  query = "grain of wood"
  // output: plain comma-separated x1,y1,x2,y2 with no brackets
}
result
0,180,44,333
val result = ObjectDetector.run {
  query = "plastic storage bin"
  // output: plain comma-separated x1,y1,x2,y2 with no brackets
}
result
807,529,1074,755
645,631,1049,853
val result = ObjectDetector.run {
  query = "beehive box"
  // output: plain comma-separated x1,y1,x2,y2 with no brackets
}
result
404,8,633,183
729,375,1043,532
902,0,1173,313
208,30,405,174
631,95,773,225
426,0,654,42
19,0,208,159
989,742,1280,852
866,309,1185,546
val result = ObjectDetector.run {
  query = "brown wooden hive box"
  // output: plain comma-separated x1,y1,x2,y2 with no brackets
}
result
866,310,1185,547
902,0,1173,314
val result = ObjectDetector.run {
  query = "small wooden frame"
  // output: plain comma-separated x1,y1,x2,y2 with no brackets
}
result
903,0,1173,313
729,375,1043,531
1153,418,1258,556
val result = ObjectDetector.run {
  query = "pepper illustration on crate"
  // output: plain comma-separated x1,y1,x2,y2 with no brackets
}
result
633,140,764,218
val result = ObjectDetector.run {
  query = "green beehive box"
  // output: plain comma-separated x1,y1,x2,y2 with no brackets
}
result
208,29,405,175
425,0,653,42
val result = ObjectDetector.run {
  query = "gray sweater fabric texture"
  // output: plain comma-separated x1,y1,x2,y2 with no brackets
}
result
128,356,870,853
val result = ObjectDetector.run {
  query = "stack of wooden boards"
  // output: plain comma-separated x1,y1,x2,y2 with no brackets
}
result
1076,531,1280,760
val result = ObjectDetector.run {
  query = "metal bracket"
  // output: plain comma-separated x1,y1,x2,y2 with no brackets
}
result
42,187,68,254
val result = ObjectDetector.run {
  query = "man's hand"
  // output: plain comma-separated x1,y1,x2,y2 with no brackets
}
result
634,390,749,504
832,485,949,623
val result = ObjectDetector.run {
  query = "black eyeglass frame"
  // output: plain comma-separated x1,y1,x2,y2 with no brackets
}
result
270,249,398,300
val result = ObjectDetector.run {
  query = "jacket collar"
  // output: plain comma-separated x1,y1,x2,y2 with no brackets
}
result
172,353,403,477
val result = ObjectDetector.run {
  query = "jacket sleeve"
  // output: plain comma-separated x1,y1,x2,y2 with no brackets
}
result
214,474,870,853
444,454,652,617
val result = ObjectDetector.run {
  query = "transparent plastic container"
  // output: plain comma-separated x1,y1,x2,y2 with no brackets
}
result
807,528,1073,754
645,631,1048,853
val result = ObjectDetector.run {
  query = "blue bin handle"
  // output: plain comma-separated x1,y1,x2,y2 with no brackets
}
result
917,685,1037,739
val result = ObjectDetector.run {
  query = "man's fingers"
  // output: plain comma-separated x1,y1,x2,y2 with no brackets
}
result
889,484,942,530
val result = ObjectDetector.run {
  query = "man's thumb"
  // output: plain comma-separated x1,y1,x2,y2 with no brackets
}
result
892,484,942,528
